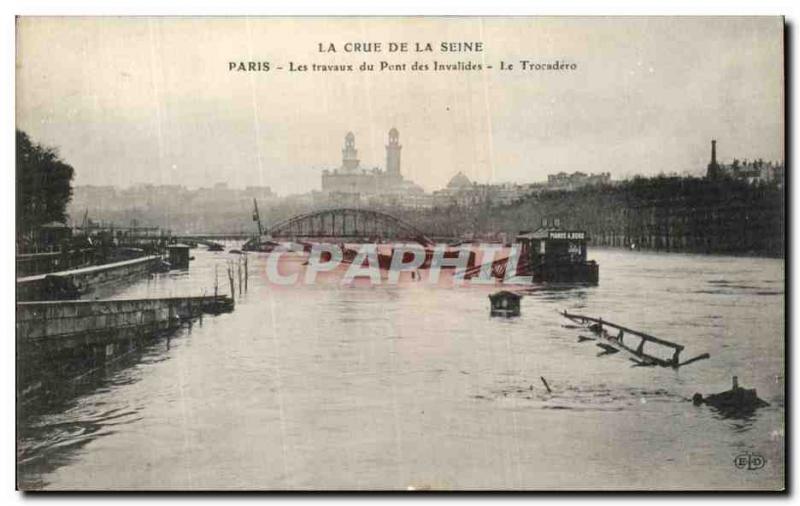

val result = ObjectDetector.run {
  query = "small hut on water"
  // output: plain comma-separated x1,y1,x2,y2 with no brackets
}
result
489,290,521,317
167,244,191,269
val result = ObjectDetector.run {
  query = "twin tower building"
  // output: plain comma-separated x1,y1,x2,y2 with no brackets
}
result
321,128,424,197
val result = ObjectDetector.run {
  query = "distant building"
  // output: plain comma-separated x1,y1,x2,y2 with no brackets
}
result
243,185,275,201
705,139,784,185
321,129,424,198
447,171,472,190
431,172,543,208
546,171,611,191
492,182,544,205
68,182,276,233
433,172,478,207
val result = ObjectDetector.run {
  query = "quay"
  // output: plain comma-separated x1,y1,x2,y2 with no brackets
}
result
16,255,162,301
16,248,96,277
17,295,233,351
16,295,234,397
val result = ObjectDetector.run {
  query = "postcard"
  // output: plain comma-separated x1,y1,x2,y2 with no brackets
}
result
15,16,785,491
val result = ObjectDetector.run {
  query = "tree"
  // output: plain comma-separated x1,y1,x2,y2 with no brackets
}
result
16,130,75,241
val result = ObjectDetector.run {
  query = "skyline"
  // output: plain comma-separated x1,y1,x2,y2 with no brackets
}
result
24,128,784,195
16,17,784,195
23,128,784,196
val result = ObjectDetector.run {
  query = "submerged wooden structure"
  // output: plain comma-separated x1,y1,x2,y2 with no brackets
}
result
693,376,769,416
561,311,710,369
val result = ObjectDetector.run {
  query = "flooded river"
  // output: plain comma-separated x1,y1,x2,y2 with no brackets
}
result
17,247,785,490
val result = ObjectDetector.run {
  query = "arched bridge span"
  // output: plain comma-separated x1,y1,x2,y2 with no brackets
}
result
266,208,434,246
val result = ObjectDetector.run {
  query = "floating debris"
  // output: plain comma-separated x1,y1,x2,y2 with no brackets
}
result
693,376,769,417
562,310,710,369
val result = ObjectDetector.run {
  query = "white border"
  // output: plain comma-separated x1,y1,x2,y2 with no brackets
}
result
2,1,796,504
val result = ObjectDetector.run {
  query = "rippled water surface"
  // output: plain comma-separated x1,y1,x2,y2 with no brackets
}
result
17,247,785,490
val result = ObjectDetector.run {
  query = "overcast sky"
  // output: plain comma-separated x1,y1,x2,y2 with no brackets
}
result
16,17,784,195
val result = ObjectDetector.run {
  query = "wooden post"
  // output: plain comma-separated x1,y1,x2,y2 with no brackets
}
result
214,265,219,300
227,261,236,305
540,376,552,394
244,254,248,291
237,257,243,297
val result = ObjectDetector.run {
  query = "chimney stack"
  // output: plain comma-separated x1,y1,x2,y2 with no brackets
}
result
711,139,717,166
707,139,720,179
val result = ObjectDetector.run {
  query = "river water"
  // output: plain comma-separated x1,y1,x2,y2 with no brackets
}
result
17,247,785,490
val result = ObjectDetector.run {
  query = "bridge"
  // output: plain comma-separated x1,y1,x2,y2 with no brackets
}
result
266,208,435,246
176,233,252,241
176,208,439,246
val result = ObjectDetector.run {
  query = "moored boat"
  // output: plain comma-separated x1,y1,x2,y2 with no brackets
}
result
514,219,598,284
241,236,282,252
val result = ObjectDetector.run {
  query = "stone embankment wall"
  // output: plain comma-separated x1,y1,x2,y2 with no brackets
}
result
16,255,162,301
16,296,218,350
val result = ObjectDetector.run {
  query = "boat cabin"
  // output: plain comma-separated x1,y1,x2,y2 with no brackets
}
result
515,218,598,284
36,221,73,250
489,290,521,317
167,244,191,269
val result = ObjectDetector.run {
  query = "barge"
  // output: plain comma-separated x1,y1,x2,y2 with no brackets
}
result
515,220,599,284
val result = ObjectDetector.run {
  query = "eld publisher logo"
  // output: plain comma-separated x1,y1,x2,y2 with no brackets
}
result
734,453,766,471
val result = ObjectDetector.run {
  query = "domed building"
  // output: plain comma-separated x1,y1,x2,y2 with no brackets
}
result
446,171,473,189
433,170,494,208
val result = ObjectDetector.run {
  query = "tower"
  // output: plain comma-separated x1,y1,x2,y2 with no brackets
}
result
342,132,360,172
386,127,402,180
707,139,720,179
